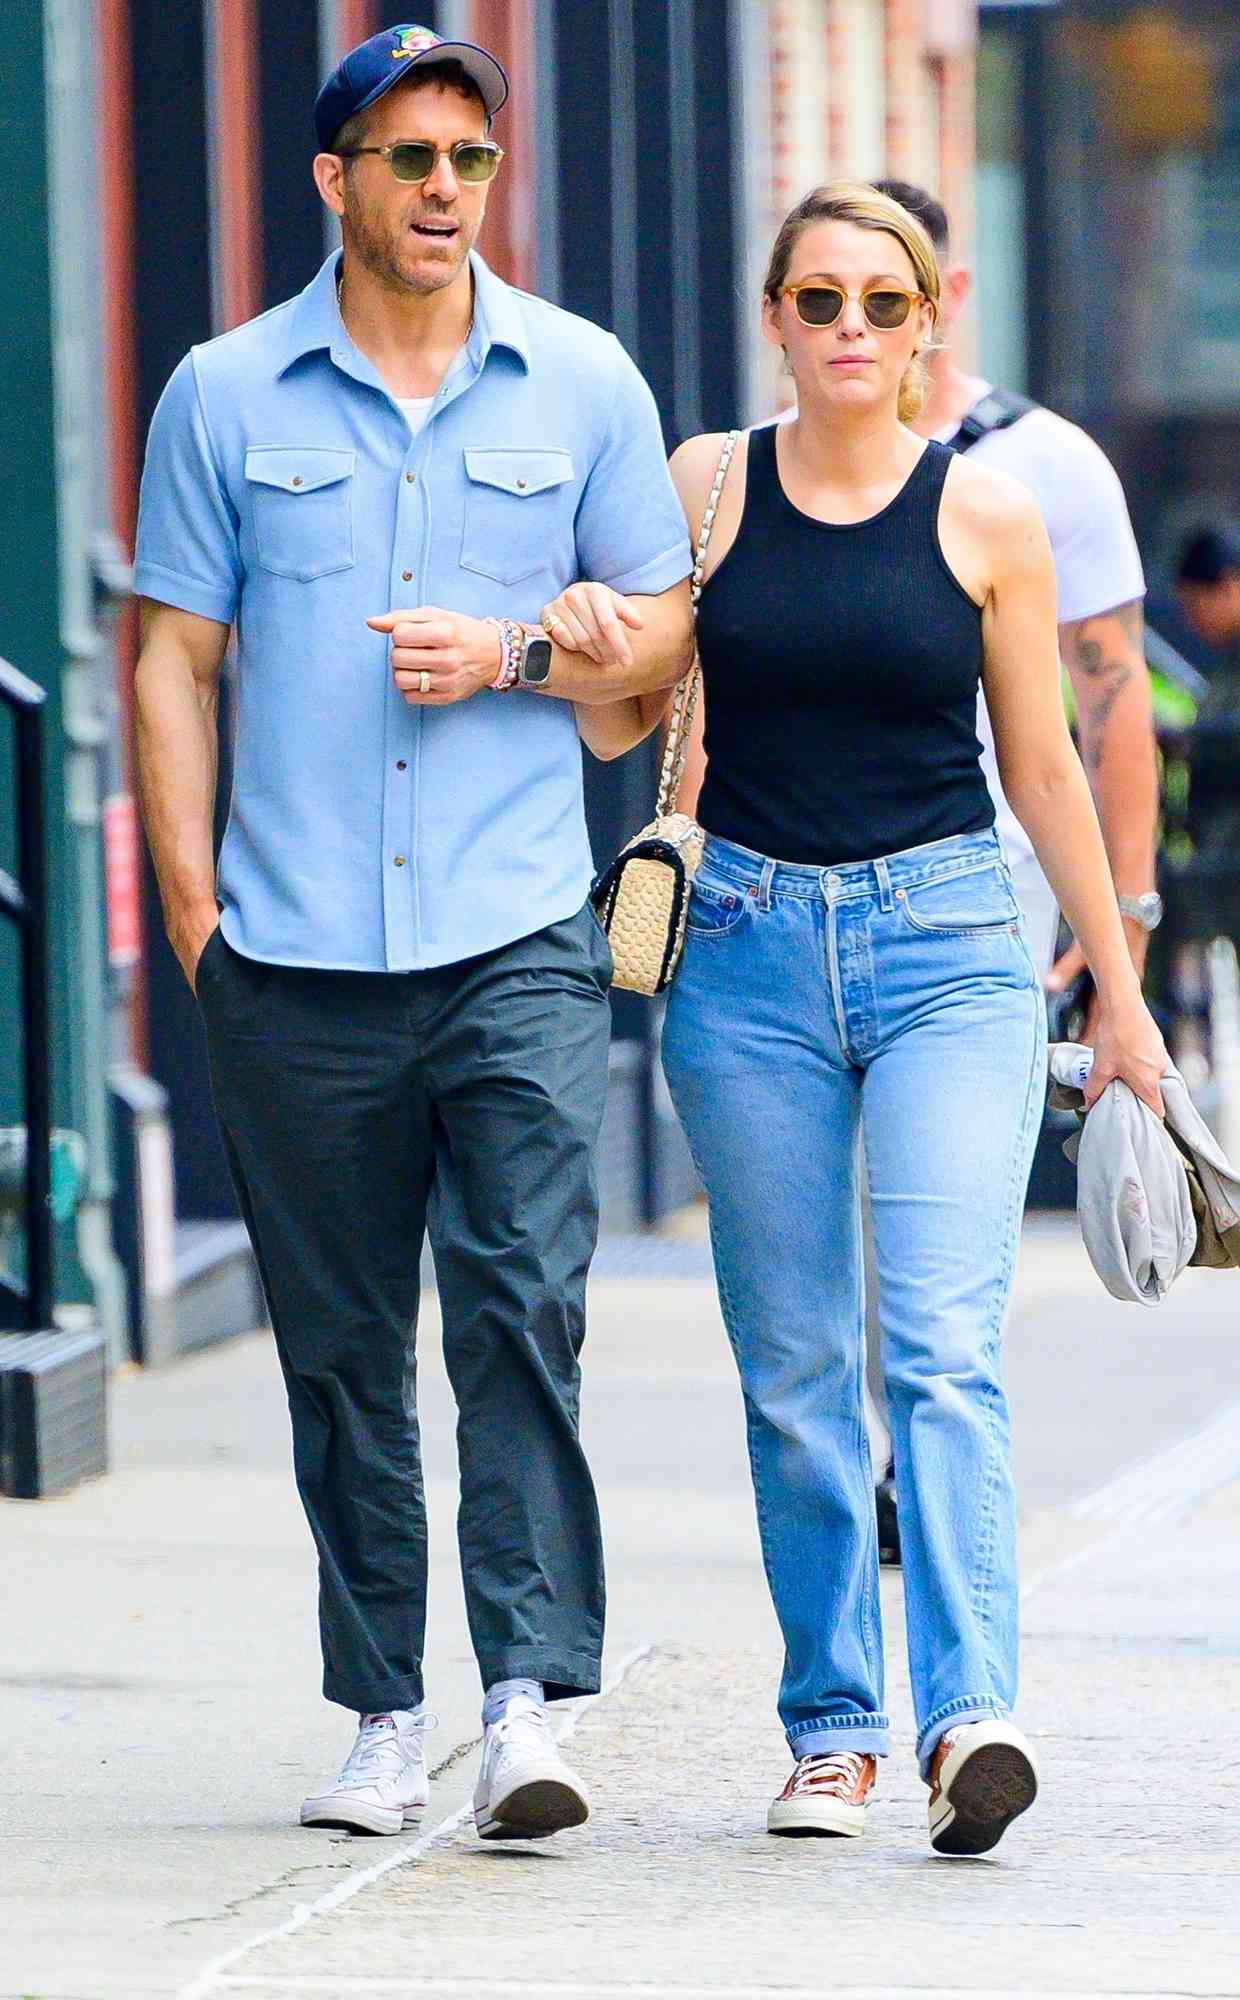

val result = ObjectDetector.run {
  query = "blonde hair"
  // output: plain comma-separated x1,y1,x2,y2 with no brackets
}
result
764,180,941,423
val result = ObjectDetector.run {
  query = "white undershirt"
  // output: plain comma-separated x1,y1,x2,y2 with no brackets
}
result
395,394,435,437
394,347,470,437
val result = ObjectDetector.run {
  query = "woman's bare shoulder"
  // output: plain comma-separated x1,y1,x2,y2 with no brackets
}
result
669,430,745,534
942,447,1044,539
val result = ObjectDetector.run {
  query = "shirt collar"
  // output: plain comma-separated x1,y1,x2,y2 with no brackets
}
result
278,248,530,378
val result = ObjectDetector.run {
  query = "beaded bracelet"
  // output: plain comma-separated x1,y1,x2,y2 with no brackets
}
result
485,617,522,693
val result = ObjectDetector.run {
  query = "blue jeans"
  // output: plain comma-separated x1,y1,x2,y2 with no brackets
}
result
661,830,1046,1775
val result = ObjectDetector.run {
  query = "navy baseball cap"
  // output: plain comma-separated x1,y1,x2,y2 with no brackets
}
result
315,22,509,153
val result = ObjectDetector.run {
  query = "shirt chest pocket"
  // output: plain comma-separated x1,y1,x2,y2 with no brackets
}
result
461,448,574,587
244,447,356,581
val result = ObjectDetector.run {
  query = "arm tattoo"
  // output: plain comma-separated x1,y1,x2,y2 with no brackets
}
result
1063,601,1143,773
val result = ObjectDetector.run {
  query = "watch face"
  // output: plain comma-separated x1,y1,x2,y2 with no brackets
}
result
521,635,553,685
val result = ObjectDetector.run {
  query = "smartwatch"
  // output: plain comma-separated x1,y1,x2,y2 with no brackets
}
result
517,630,554,687
1118,891,1163,932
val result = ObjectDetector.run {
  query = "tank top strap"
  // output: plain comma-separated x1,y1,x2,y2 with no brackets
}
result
910,438,953,511
743,421,781,504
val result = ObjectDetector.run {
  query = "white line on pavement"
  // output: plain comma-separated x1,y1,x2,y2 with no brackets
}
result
176,1644,654,2000
1020,1393,1240,1602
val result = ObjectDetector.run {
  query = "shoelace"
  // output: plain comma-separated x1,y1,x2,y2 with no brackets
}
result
489,1700,554,1764
786,1751,867,1798
339,1711,438,1786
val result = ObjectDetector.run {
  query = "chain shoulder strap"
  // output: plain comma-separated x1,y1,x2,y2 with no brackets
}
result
655,428,741,820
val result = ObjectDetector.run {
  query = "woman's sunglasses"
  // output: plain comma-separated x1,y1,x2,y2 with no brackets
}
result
782,282,925,330
336,139,505,185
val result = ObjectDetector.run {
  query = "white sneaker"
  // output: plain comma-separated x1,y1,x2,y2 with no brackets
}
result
301,1711,433,1836
927,1719,1038,1856
473,1695,590,1841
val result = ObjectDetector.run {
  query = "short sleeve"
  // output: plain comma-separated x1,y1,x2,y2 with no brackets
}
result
1019,415,1145,624
574,342,693,596
134,352,241,625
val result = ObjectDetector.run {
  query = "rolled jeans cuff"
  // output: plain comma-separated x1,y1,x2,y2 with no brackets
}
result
917,1697,1010,1779
478,1647,602,1704
787,1713,890,1760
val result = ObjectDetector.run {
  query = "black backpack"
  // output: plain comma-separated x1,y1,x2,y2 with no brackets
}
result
946,387,1039,453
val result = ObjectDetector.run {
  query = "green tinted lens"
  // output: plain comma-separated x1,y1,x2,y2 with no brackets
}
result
795,286,845,327
864,290,913,328
388,142,437,182
452,143,500,182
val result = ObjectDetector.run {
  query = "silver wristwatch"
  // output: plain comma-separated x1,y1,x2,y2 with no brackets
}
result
1118,891,1163,932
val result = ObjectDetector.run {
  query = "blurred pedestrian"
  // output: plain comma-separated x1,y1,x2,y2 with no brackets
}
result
133,22,691,1844
546,183,1167,1854
1147,524,1240,682
875,180,1160,1000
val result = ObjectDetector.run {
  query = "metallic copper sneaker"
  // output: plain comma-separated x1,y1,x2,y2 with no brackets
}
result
767,1750,877,1837
927,1720,1038,1856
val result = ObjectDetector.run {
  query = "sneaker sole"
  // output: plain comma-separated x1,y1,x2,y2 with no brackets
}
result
767,1798,868,1839
300,1800,426,1836
930,1740,1037,1857
475,1776,590,1842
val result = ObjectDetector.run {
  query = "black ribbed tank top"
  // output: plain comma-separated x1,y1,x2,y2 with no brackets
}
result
695,426,993,867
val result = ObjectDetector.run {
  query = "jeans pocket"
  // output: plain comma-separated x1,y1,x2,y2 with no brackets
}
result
685,877,749,938
898,865,1020,937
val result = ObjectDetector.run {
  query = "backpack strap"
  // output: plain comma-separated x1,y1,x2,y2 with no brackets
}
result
948,387,1039,454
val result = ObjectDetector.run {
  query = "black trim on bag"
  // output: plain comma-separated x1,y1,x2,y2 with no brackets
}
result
590,839,692,994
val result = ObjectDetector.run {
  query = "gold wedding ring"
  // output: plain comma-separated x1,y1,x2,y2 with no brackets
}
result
419,670,431,695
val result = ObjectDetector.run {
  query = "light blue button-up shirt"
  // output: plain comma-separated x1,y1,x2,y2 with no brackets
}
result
135,252,692,971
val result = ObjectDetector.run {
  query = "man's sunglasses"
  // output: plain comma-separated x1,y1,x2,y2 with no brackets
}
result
336,139,505,185
782,282,925,330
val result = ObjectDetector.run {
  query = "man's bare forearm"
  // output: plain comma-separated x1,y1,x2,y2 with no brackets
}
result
535,584,693,705
135,614,226,977
1062,603,1158,894
1061,602,1158,978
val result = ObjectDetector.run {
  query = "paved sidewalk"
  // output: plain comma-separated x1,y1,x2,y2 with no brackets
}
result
3,1216,1240,2000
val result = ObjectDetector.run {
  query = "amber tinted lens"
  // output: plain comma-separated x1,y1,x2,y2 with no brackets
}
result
792,286,845,327
451,143,502,182
388,142,438,182
863,289,914,329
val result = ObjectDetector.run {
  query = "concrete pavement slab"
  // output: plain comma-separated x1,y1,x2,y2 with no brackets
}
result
3,1214,1240,1999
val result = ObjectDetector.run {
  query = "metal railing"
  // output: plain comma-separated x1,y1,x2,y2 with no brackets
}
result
0,658,52,1331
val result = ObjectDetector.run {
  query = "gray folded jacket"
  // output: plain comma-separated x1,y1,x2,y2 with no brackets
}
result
1048,1043,1240,1306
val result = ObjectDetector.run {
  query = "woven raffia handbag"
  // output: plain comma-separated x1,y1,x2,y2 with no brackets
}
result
590,429,740,995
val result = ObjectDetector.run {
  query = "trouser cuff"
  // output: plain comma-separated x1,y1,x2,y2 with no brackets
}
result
478,1647,602,1703
917,1698,1010,1778
324,1667,425,1716
786,1714,890,1760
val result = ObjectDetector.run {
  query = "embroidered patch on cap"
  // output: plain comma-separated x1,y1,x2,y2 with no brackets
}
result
392,25,441,60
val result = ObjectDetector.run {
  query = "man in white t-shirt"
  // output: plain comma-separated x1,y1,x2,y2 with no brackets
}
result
876,180,1160,993
863,183,1160,1561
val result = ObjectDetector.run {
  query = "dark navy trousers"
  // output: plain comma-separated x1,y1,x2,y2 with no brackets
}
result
197,903,611,1713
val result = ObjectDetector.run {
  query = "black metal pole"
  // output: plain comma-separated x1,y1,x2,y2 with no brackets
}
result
1,660,53,1331
18,696,52,1331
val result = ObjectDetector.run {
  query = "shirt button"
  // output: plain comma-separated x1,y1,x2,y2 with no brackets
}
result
394,855,406,868
396,760,407,771
402,570,413,582
405,472,416,484
516,478,528,491
291,476,303,487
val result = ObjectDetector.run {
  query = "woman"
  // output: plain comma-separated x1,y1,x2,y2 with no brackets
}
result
546,183,1166,1855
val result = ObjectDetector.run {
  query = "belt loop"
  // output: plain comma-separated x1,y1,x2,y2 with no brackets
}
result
874,857,894,913
757,857,776,912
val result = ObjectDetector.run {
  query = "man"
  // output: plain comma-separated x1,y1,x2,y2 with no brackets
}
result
1148,524,1240,682
875,180,1161,997
134,24,692,1843
866,182,1161,1555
